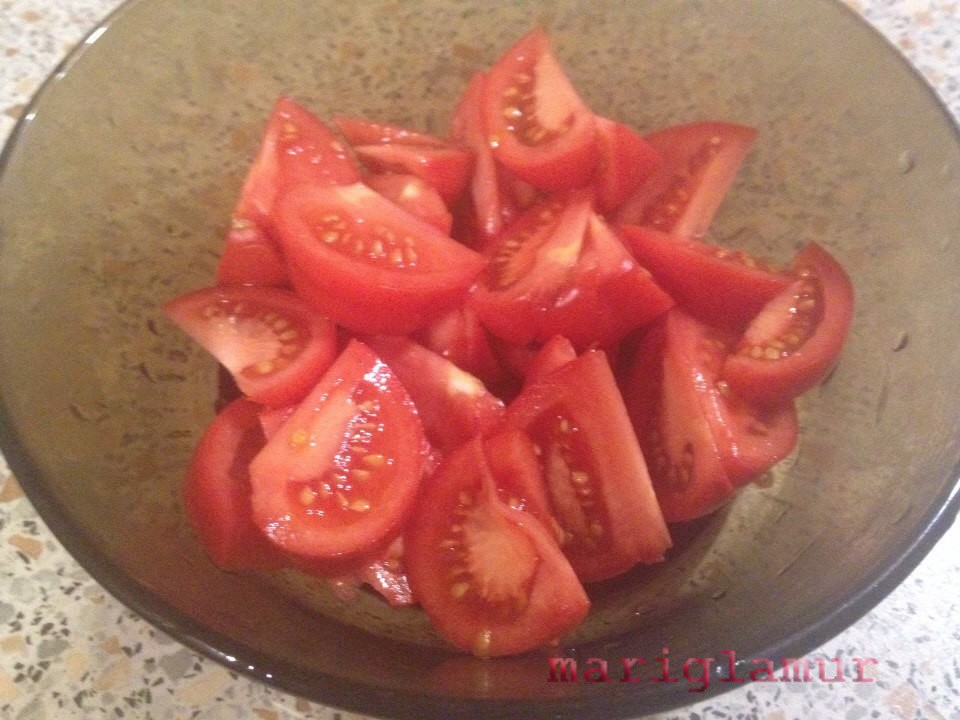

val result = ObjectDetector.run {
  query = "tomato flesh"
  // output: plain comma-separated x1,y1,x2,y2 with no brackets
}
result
416,306,507,394
484,29,598,191
504,350,671,581
163,286,338,406
274,183,486,334
619,224,791,327
216,217,289,287
524,335,577,384
366,173,453,234
593,117,662,212
250,340,426,558
723,242,855,403
404,438,589,657
614,121,757,240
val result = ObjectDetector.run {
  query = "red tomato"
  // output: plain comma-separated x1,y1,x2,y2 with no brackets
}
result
484,29,598,191
357,541,415,607
524,335,577,384
504,350,672,582
259,403,296,439
363,335,505,451
366,173,453,234
236,96,361,226
623,310,798,521
723,242,855,403
416,306,507,392
593,117,662,212
216,217,289,287
470,194,674,350
335,117,473,205
182,399,286,570
619,224,791,327
404,437,589,657
614,121,757,240
163,286,338,407
273,183,486,334
249,340,426,558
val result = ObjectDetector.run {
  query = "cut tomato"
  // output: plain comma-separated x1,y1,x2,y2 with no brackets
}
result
182,399,286,570
619,225,791,327
163,286,338,407
593,117,662,213
471,194,673,350
416,306,506,392
503,350,671,581
274,183,486,334
484,29,598,191
363,335,505,451
366,173,453,234
335,117,473,205
614,121,757,240
404,437,589,657
216,217,290,287
723,242,855,403
249,340,426,558
524,335,577,384
259,403,297,440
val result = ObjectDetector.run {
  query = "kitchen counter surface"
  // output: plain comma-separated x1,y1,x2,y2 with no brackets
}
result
1,1,958,718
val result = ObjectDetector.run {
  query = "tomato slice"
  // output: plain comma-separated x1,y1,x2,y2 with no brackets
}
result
274,183,486,334
182,398,287,570
404,437,589,657
503,350,671,582
250,340,426,558
593,117,662,213
723,242,855,403
524,335,577,384
416,306,507,393
335,117,473,205
216,217,290,287
484,29,598,191
471,194,673,350
163,286,338,406
357,537,415,607
619,224,791,327
363,336,505,451
366,173,453,234
614,122,757,240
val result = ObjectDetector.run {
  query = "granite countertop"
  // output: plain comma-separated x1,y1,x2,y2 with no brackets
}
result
1,1,958,718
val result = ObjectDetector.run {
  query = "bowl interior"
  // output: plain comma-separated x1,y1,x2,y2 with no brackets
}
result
1,0,959,717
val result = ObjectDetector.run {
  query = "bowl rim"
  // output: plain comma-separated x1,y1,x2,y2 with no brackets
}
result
1,0,959,717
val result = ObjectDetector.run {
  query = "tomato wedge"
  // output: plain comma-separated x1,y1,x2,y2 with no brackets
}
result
183,399,286,570
524,335,577,384
416,306,507,393
504,350,671,581
216,217,290,287
593,117,662,213
274,183,486,334
366,173,453,234
471,194,673,350
404,437,589,657
163,286,338,406
335,117,473,205
250,340,426,558
619,224,791,327
723,242,855,403
363,335,505,451
484,29,598,191
614,121,757,240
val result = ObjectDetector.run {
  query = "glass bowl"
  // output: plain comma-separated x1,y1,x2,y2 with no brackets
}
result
1,0,958,717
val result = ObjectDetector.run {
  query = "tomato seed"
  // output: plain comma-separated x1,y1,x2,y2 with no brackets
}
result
362,453,386,468
289,429,309,448
450,582,470,599
349,498,371,512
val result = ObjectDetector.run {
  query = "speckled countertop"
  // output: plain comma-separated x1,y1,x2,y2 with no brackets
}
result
1,1,959,719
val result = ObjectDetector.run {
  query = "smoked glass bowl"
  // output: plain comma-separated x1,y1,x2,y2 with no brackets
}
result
1,0,958,717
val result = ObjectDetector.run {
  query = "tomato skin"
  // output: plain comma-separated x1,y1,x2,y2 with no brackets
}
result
216,217,290,287
614,121,757,240
484,29,598,192
416,306,507,393
163,285,338,407
404,438,589,657
363,335,505,451
471,196,673,350
524,335,577,384
335,117,473,205
183,399,287,571
274,183,486,334
366,173,453,234
249,340,426,559
593,117,662,213
504,350,672,581
619,224,791,327
723,242,855,403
